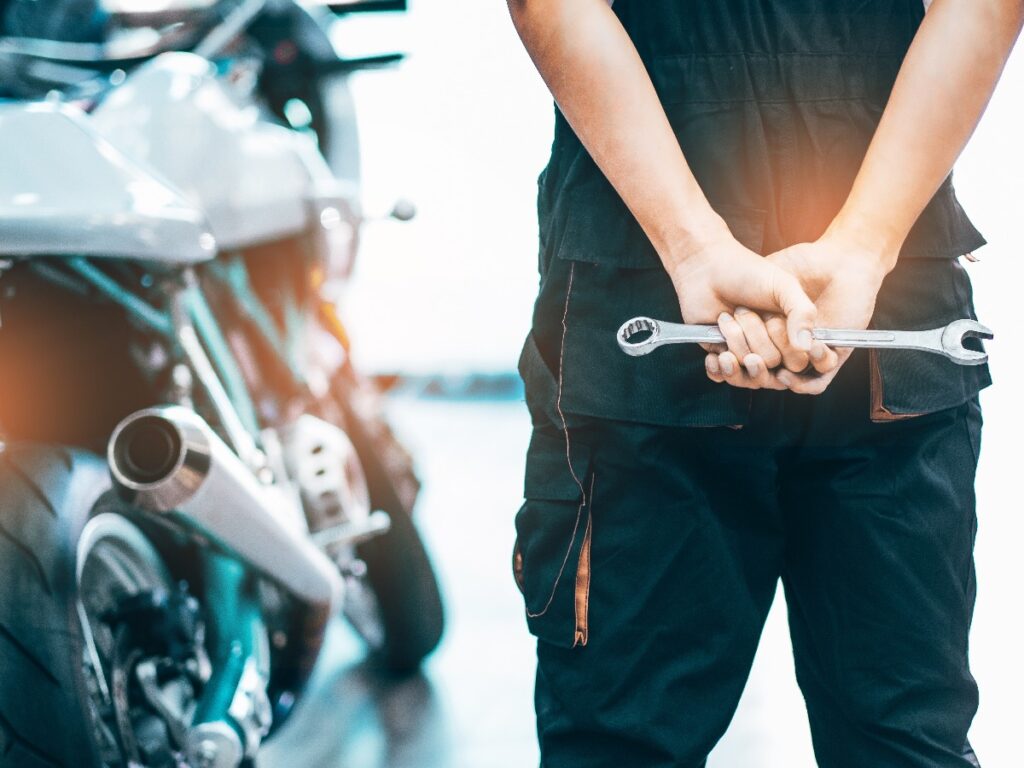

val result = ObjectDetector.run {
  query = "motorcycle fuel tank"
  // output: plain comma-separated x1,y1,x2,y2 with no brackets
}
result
92,53,324,251
0,101,216,263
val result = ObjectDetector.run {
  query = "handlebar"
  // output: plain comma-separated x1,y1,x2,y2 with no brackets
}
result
324,0,408,13
0,25,201,72
0,0,407,99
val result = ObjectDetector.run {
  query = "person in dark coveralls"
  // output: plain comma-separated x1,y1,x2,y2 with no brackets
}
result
506,1,1023,766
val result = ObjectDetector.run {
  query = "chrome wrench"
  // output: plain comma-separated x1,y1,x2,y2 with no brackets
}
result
616,317,993,366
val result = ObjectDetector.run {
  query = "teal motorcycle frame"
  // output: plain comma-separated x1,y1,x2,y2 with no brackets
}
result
0,3,441,763
1,231,405,764
94,256,316,744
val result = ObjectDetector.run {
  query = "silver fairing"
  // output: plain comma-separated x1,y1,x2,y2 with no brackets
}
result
91,53,327,251
0,101,216,263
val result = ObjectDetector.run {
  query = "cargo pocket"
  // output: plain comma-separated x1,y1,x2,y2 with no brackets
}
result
513,429,594,648
870,257,992,418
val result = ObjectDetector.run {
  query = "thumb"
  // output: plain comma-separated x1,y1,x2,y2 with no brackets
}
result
773,272,816,351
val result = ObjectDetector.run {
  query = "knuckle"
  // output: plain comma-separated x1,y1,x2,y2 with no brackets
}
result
784,352,809,370
765,319,788,345
724,337,748,355
738,314,767,339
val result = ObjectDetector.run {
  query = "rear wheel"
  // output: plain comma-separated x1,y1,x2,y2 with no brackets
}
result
0,445,180,768
344,498,445,674
0,445,112,767
330,378,445,674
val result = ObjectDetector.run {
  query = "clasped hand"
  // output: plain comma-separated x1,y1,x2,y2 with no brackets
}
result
668,228,893,395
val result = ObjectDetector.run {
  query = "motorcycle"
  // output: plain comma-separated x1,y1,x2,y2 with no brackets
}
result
0,1,443,765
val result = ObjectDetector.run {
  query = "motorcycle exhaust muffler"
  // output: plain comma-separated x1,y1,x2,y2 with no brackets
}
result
108,405,342,609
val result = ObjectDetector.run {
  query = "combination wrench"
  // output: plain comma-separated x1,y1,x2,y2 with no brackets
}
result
616,317,993,366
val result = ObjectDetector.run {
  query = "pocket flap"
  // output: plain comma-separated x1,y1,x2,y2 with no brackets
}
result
555,176,767,268
524,430,591,502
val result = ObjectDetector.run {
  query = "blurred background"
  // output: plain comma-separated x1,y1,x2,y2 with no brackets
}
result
264,2,1024,766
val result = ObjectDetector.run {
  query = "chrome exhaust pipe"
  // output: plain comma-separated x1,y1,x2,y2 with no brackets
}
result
108,406,342,609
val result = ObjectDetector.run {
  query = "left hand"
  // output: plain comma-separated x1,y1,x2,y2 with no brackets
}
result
706,229,895,394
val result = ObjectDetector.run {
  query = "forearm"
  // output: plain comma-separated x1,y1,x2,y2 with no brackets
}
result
506,0,727,267
831,0,1024,268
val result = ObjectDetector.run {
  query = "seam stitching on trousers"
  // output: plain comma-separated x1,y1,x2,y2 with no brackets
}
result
556,262,587,501
527,262,587,619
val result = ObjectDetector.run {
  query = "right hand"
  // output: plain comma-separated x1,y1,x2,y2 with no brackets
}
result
665,230,817,389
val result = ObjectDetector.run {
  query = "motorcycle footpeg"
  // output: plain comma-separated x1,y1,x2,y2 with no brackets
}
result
312,509,391,549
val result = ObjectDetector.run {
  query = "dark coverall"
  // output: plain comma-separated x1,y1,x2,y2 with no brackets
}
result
513,2,990,766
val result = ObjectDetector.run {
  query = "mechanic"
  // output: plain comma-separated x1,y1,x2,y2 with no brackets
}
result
507,1,1022,766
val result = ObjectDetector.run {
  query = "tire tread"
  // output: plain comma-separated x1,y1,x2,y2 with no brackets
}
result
0,445,110,768
0,623,60,687
0,523,51,596
0,454,57,518
0,709,61,768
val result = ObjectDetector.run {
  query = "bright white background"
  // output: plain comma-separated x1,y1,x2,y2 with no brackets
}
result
339,2,1023,763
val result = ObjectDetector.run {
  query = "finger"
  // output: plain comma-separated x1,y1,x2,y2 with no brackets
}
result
734,308,782,369
722,354,759,390
718,351,782,391
765,314,810,372
771,272,816,352
705,353,725,383
743,354,787,391
808,342,841,374
776,368,838,396
718,351,751,388
717,313,752,362
700,342,728,354
718,350,739,378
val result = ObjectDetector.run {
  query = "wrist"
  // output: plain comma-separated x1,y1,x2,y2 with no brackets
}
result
825,210,903,275
658,211,733,271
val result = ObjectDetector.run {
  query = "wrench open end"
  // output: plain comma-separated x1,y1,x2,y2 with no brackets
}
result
617,317,660,356
940,319,993,366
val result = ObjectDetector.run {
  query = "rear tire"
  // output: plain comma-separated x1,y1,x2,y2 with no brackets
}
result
334,381,445,674
0,445,110,768
354,497,445,674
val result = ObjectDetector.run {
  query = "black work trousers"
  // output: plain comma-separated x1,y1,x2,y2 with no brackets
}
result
515,351,983,768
